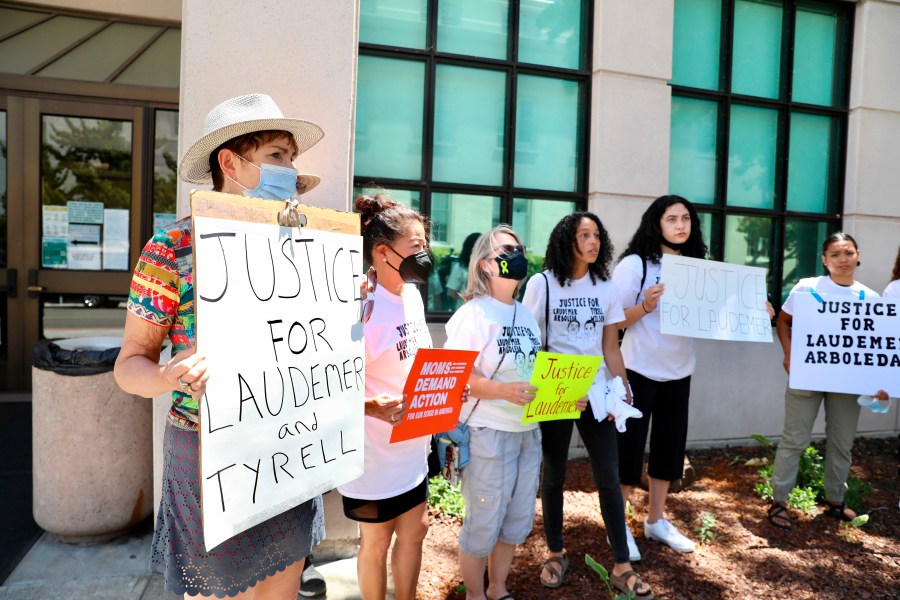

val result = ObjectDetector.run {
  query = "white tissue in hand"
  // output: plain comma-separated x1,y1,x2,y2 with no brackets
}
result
604,376,642,432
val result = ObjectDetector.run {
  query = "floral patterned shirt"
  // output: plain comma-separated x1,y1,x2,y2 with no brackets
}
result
127,217,197,427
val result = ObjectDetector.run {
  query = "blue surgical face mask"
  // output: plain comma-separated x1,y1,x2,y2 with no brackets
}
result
230,155,298,200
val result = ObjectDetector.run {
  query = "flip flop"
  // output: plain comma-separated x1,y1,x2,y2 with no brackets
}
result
609,569,654,599
767,502,794,530
539,552,569,589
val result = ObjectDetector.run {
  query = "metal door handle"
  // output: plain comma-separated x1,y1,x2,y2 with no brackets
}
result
28,269,44,298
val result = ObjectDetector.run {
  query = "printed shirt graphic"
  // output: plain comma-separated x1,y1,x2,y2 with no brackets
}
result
445,296,542,432
338,283,433,500
782,276,879,315
611,254,695,382
127,218,197,425
522,271,625,382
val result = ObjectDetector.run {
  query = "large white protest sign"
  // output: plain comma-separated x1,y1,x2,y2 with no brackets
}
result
192,192,365,551
659,255,772,343
789,293,900,395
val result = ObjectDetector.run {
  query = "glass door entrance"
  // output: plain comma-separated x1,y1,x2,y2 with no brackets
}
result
0,95,178,391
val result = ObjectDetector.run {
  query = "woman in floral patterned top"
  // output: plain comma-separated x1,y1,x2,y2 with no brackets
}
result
115,93,326,600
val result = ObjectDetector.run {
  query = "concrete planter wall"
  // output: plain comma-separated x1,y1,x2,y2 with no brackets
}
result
32,339,153,544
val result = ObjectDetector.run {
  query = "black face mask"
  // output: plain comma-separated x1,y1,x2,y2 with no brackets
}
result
661,237,686,252
494,251,528,281
387,245,433,284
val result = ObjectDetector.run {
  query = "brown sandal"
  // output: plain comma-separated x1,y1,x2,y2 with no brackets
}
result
768,502,794,530
539,552,569,589
609,569,654,599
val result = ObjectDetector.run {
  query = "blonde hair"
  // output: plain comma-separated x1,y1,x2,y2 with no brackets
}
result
462,224,526,301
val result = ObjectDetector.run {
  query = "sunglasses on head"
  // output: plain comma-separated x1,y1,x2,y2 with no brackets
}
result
358,267,377,324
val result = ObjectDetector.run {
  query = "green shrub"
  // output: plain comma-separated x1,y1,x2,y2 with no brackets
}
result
428,476,465,520
751,434,872,514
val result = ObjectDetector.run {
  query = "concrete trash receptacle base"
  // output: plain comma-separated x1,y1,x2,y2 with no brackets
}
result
32,337,153,544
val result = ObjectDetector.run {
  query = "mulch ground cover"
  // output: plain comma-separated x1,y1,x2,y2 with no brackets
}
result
416,437,900,599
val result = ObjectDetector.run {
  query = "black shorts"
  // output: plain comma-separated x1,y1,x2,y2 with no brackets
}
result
341,477,428,523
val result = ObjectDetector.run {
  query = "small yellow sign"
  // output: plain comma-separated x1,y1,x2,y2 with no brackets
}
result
522,352,603,424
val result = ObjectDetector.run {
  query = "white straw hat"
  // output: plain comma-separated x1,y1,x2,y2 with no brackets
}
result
297,174,321,195
179,93,324,184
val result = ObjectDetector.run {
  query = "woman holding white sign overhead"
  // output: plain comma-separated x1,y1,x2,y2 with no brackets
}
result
768,232,888,530
610,195,709,555
444,225,544,600
337,193,434,600
114,94,325,599
522,212,652,599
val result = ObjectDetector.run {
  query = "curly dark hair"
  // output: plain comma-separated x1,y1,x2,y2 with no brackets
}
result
619,195,708,263
543,211,614,286
355,193,430,263
892,245,900,282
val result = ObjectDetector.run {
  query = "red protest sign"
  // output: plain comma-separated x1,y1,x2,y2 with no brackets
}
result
389,348,478,444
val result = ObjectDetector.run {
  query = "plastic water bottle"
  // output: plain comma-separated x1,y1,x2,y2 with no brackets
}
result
857,395,892,414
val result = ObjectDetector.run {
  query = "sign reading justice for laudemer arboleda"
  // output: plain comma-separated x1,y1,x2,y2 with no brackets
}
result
789,293,900,396
192,199,365,552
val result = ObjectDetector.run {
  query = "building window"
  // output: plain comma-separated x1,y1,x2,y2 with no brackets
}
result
355,0,592,316
670,0,852,303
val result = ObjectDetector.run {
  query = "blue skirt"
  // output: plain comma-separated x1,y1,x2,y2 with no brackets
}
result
150,422,325,598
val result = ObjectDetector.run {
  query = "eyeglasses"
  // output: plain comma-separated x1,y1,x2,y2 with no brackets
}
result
498,243,525,256
359,267,377,324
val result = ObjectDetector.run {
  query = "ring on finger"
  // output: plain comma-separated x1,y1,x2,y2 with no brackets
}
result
390,413,396,423
178,377,192,392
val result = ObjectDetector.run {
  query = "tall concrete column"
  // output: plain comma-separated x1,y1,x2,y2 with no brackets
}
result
176,0,359,216
588,0,674,254
174,0,361,557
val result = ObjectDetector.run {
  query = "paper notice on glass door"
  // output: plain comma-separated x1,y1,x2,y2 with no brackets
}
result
42,206,68,237
103,208,130,270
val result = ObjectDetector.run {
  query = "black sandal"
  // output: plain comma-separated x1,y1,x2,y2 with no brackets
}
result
767,502,793,530
823,502,855,522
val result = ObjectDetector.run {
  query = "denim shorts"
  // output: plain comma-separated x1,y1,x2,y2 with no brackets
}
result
458,426,542,557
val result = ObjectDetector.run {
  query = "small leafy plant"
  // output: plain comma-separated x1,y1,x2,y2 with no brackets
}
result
585,554,635,600
694,512,718,544
751,434,871,515
428,476,466,520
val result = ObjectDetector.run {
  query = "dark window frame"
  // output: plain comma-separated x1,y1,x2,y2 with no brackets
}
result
670,0,854,302
355,0,594,320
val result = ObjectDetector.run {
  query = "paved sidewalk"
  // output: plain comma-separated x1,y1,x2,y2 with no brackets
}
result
0,524,366,600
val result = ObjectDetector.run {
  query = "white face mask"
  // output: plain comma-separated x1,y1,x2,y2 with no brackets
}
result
228,154,298,200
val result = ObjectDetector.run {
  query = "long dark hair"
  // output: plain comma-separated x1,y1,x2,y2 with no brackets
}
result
458,232,480,268
892,244,900,282
619,195,708,263
543,211,613,286
355,193,429,263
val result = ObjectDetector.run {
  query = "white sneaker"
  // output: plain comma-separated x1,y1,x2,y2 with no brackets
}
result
606,524,641,562
643,517,695,553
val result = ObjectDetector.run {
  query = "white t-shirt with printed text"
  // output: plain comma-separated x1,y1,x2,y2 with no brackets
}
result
782,276,879,315
522,270,625,383
444,296,541,432
338,283,433,500
611,254,696,382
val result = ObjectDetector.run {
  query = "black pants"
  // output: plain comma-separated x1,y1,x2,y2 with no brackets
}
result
617,370,691,485
540,402,628,564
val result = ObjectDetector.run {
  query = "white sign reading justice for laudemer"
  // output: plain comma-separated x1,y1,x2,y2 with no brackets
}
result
193,214,365,551
660,254,773,343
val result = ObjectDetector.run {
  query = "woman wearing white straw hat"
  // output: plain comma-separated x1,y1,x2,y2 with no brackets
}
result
115,93,325,600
